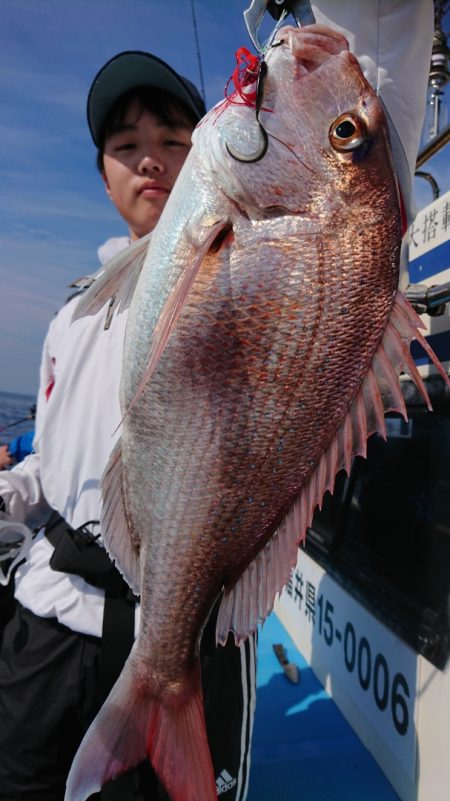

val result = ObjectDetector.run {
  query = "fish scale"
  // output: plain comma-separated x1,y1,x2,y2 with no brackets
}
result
131,227,394,590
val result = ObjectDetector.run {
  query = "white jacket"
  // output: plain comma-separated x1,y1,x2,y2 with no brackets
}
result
0,237,131,637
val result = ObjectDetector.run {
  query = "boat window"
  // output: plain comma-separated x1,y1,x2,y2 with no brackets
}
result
307,391,450,669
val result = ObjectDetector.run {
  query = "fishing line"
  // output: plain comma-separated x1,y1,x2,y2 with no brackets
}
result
263,129,317,174
189,0,206,105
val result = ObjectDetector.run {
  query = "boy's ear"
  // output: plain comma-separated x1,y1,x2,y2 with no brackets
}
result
101,171,113,201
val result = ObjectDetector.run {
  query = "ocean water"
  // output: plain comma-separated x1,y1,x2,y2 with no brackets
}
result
0,391,37,447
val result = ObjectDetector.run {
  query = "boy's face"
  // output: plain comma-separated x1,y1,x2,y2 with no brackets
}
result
102,98,193,240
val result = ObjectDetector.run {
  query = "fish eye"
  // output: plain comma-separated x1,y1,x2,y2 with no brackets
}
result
329,113,367,152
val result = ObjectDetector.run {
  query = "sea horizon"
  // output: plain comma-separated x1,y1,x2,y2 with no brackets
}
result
0,390,37,445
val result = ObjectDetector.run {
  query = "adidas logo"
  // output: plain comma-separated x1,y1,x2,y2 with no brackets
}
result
216,768,237,795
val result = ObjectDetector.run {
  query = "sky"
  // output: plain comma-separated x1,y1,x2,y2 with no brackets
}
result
1,0,450,396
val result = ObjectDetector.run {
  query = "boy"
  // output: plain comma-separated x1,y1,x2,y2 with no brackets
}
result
0,51,255,801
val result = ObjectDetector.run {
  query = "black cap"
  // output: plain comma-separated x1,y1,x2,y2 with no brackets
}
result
87,50,206,147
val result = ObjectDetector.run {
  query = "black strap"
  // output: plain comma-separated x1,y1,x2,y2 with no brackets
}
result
44,511,138,692
45,511,125,593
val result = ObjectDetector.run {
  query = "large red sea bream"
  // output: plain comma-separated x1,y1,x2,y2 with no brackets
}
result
67,24,450,801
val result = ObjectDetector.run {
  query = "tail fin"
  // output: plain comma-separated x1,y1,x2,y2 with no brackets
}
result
65,649,217,801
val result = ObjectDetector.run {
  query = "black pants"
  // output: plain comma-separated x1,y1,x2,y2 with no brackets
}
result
0,576,16,643
0,602,255,801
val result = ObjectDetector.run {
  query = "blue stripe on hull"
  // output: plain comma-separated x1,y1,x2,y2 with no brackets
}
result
408,239,450,283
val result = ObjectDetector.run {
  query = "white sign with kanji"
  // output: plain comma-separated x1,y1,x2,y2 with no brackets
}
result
408,188,450,260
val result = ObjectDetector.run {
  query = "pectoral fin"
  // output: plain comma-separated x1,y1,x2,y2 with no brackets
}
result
126,219,231,416
71,235,151,322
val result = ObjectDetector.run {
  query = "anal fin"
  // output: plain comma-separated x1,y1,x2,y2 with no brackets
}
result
101,440,141,596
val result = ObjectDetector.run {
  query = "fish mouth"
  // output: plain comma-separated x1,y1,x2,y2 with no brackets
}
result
273,25,354,73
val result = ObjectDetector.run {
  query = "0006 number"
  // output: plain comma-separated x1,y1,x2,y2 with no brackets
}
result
317,595,410,736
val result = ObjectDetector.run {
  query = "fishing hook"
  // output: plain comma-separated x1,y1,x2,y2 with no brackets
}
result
225,59,269,163
225,0,316,164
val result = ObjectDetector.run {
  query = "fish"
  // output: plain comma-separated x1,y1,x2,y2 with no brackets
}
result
66,24,450,801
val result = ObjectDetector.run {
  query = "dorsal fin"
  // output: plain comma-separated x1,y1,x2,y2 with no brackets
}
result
216,290,450,645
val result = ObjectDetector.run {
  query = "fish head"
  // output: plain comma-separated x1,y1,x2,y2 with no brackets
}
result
196,25,399,226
